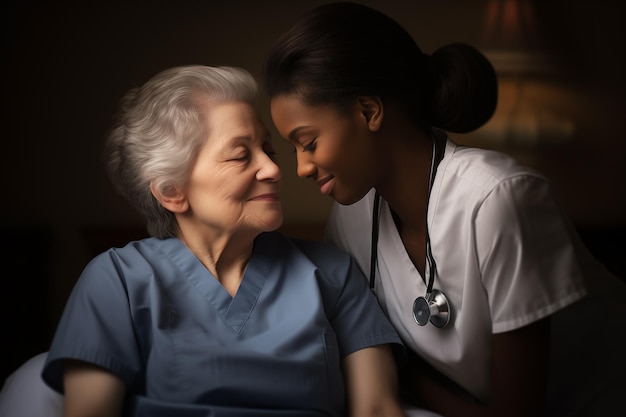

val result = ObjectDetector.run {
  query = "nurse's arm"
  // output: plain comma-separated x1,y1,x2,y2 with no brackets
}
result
63,359,126,417
342,344,407,417
404,317,550,417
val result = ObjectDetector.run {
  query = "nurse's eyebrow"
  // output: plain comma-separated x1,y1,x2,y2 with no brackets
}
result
288,126,312,142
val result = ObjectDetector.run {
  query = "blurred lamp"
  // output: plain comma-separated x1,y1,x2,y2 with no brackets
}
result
471,0,575,149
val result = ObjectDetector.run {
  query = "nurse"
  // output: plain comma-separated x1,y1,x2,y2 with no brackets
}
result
41,65,407,417
265,3,626,417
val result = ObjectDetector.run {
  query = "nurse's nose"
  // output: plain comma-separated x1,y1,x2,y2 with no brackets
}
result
295,151,316,179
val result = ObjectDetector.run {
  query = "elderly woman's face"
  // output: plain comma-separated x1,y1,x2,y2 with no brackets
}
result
182,101,282,236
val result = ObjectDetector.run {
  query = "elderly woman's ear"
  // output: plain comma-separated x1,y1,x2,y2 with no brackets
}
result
150,182,188,213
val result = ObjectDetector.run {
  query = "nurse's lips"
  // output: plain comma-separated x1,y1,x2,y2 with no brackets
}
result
317,176,335,195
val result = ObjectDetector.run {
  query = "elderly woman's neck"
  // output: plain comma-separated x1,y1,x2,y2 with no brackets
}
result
178,227,256,297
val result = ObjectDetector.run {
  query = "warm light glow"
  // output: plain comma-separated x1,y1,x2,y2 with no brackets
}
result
476,76,575,147
469,0,576,148
482,0,539,50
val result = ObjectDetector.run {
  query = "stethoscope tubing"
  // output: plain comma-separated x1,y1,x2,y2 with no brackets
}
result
368,132,451,328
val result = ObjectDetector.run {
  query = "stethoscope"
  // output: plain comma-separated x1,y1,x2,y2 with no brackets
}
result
369,132,452,328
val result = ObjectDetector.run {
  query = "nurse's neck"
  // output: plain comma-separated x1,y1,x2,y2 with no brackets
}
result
375,124,433,276
376,127,433,236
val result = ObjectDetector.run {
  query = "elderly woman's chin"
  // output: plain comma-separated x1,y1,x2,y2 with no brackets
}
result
263,208,284,232
251,205,283,234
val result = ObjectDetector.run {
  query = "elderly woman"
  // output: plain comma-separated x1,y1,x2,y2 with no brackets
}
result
40,65,406,417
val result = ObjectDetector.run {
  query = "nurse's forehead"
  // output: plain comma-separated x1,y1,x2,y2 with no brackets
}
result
275,96,345,119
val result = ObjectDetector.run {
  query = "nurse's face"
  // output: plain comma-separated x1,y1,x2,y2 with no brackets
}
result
270,95,382,205
182,101,282,236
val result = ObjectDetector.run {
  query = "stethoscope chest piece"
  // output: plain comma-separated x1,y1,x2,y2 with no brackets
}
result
412,289,451,328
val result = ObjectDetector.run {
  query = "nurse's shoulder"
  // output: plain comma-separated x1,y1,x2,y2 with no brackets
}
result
445,143,546,191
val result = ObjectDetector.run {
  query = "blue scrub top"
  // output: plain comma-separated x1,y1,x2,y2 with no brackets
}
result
42,232,402,417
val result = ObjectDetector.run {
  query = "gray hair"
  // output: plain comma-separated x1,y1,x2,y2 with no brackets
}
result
104,65,258,238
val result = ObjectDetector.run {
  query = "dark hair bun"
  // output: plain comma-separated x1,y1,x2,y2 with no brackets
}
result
428,43,498,133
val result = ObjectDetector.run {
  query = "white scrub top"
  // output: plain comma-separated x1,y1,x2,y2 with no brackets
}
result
326,137,592,403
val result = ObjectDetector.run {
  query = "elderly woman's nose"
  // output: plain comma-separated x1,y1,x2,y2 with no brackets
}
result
257,152,282,181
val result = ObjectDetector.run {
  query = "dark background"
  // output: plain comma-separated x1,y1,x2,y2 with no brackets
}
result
2,0,625,382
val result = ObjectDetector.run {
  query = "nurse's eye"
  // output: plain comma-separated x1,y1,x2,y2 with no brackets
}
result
302,138,317,152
